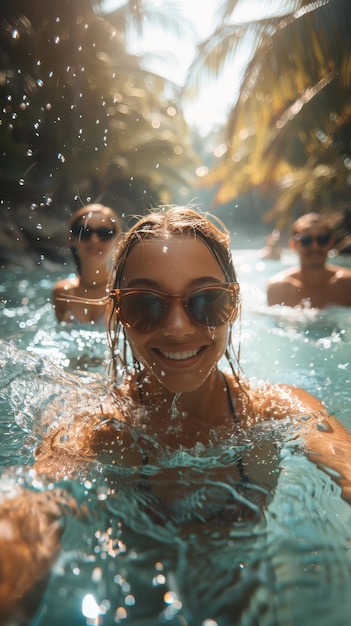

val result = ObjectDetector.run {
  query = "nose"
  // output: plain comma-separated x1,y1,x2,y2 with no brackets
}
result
161,300,196,338
311,238,324,250
90,231,100,241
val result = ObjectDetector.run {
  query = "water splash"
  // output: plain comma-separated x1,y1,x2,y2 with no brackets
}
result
170,392,181,420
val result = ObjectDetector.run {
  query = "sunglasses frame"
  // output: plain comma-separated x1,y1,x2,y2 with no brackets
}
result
110,282,240,333
71,225,117,242
294,233,332,247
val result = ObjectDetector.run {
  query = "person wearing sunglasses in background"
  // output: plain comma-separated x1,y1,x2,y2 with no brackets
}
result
3,206,351,623
53,203,121,323
266,212,351,308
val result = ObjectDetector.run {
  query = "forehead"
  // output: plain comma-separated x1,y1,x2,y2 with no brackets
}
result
296,224,330,236
121,235,225,285
76,212,116,226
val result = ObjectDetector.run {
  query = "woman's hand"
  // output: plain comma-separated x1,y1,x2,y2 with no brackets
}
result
0,487,78,625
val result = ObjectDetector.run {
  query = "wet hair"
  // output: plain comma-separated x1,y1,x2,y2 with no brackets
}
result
107,205,242,382
68,203,121,274
291,212,332,237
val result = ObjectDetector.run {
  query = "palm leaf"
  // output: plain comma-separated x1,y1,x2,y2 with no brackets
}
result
197,0,351,220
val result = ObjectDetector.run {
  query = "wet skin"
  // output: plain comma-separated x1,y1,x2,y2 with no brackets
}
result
120,236,231,397
292,225,332,271
267,225,351,307
53,214,117,323
72,215,116,270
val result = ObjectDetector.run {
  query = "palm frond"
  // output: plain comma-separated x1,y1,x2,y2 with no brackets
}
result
199,0,351,220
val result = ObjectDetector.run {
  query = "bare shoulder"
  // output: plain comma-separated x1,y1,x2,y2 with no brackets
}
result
267,266,298,286
228,376,324,424
266,267,299,305
249,382,325,421
330,263,351,280
53,276,78,297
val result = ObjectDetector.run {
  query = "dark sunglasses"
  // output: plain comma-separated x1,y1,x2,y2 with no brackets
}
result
71,225,117,242
294,233,331,247
110,283,239,333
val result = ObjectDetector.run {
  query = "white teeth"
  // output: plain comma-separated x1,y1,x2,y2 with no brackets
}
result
160,349,199,361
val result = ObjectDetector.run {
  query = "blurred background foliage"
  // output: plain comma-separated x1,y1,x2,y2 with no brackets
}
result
1,0,351,264
189,0,351,239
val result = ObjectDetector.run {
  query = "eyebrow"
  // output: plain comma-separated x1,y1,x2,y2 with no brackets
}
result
124,276,224,289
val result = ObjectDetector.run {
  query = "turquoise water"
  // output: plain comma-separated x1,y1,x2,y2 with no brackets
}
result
1,250,351,626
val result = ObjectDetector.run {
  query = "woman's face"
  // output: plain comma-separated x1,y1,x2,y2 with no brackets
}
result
120,235,231,394
72,213,117,265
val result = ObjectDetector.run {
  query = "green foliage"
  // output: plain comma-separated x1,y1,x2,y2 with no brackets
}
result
188,0,351,225
0,0,197,214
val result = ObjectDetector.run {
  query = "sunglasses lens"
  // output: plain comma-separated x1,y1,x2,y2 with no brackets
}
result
299,236,312,247
120,292,165,332
96,228,116,241
114,285,237,333
188,287,234,326
71,225,85,239
298,234,331,247
71,226,116,241
318,234,330,246
80,228,92,241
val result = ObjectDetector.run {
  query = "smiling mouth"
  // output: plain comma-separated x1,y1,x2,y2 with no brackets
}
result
157,348,202,361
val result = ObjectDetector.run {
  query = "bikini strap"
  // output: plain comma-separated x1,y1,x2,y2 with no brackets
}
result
222,372,239,424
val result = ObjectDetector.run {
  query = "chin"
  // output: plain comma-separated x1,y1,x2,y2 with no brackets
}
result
153,372,210,396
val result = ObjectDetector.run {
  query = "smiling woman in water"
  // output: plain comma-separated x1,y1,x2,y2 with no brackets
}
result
2,206,351,623
45,206,351,472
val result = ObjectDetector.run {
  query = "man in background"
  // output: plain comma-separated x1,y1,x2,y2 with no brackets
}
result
266,212,351,308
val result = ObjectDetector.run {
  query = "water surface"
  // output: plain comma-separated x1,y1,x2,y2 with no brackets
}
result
1,250,351,626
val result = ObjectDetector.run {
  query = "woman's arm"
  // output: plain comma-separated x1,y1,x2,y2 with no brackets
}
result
0,486,80,625
0,397,129,621
261,384,351,501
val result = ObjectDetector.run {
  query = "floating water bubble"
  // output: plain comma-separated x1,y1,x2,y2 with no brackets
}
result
82,594,100,619
92,567,102,583
115,606,127,620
